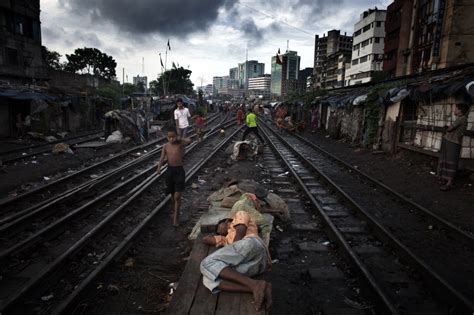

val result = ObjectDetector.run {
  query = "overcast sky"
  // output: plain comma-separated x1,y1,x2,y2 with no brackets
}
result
41,0,391,88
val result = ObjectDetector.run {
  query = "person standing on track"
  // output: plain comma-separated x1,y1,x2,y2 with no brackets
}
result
242,108,264,144
156,128,191,227
174,98,191,137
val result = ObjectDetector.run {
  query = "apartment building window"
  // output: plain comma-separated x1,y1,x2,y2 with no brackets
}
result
376,21,382,27
375,37,380,43
360,56,368,63
354,29,362,37
5,47,19,65
363,24,371,32
352,59,359,65
361,39,370,47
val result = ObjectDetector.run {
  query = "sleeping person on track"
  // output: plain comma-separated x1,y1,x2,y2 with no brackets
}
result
200,210,272,311
156,128,191,227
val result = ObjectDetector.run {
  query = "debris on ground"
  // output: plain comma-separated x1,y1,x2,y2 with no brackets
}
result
124,257,135,268
52,143,71,154
106,130,124,144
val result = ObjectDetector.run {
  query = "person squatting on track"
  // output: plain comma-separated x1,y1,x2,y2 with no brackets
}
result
200,210,272,311
438,102,469,191
156,128,191,226
242,108,265,144
174,98,191,137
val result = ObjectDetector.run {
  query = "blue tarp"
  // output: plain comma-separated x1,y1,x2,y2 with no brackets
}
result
0,89,56,101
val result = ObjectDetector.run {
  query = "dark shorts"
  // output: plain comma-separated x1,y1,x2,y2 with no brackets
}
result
165,166,185,194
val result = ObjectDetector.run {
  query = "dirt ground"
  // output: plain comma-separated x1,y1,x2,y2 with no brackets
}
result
0,142,133,198
302,129,474,233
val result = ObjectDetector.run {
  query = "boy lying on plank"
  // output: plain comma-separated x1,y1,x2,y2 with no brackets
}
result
200,210,272,311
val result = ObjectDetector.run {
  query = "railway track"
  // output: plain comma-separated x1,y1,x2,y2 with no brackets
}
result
259,120,473,314
0,115,239,314
0,130,104,164
0,112,222,212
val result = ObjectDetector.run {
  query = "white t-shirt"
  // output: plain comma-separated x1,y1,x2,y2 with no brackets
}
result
174,107,190,128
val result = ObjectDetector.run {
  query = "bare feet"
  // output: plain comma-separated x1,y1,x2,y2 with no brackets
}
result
252,280,266,311
264,282,273,310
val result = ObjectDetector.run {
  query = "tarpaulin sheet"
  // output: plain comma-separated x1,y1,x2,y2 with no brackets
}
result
0,89,55,101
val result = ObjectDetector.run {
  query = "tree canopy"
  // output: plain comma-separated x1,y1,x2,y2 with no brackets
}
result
42,46,63,70
64,47,117,80
157,66,194,96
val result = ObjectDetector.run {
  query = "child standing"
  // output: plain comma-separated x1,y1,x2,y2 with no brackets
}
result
156,128,191,226
192,114,206,142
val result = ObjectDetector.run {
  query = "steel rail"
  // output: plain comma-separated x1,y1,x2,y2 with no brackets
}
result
1,132,105,164
0,113,223,224
259,123,399,314
0,121,241,313
0,130,103,156
0,118,236,259
260,120,474,313
0,112,221,208
292,132,474,240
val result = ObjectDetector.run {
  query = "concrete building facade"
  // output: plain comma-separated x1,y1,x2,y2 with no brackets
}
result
248,75,271,99
271,51,301,97
347,8,386,86
237,60,264,89
313,30,353,89
0,0,46,84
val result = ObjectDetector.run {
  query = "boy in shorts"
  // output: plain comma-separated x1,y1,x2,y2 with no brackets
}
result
156,128,191,226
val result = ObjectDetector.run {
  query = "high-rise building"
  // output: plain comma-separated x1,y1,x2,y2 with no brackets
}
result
212,76,230,96
298,68,313,93
237,60,264,89
313,30,353,89
248,75,271,99
384,0,474,77
271,51,301,97
346,8,386,86
133,75,148,88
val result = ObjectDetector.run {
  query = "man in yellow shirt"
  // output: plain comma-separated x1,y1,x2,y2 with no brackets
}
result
241,108,265,143
200,210,272,311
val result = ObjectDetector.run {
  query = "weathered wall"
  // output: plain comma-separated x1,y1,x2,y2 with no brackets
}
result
414,97,474,158
340,107,364,143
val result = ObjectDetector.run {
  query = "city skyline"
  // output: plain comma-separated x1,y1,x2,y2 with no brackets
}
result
41,0,392,87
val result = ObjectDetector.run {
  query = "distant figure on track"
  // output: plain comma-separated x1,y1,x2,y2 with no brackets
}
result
438,103,469,191
174,98,191,137
156,128,191,226
242,108,264,144
236,106,244,125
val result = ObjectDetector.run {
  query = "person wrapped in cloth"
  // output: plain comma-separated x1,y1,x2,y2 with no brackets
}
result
200,193,272,311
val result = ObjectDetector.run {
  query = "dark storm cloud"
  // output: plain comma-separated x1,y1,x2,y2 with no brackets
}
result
43,26,102,49
59,0,236,37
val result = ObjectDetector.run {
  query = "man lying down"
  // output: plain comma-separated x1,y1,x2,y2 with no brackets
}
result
200,209,272,311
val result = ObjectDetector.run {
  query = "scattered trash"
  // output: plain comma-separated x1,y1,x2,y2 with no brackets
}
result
428,225,433,230
262,179,271,184
276,225,284,232
124,257,135,268
41,294,54,302
322,241,330,246
107,284,120,294
277,171,289,177
56,132,68,139
191,183,198,189
169,282,178,295
271,259,279,264
52,143,70,154
44,136,58,142
22,152,27,156
429,171,436,175
344,297,373,310
90,174,99,179
97,284,103,289
197,176,206,184
43,176,50,181
106,130,123,144
325,135,330,138
31,160,38,164
353,165,359,169
136,152,141,156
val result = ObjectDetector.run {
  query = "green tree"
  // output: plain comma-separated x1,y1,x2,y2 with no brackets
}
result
122,83,137,96
136,81,145,93
64,47,117,80
42,46,63,70
149,80,160,95
157,66,194,95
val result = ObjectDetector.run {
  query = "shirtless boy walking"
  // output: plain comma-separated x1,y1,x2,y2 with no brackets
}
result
156,128,191,226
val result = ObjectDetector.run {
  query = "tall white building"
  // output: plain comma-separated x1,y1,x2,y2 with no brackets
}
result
248,75,271,99
346,8,386,86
